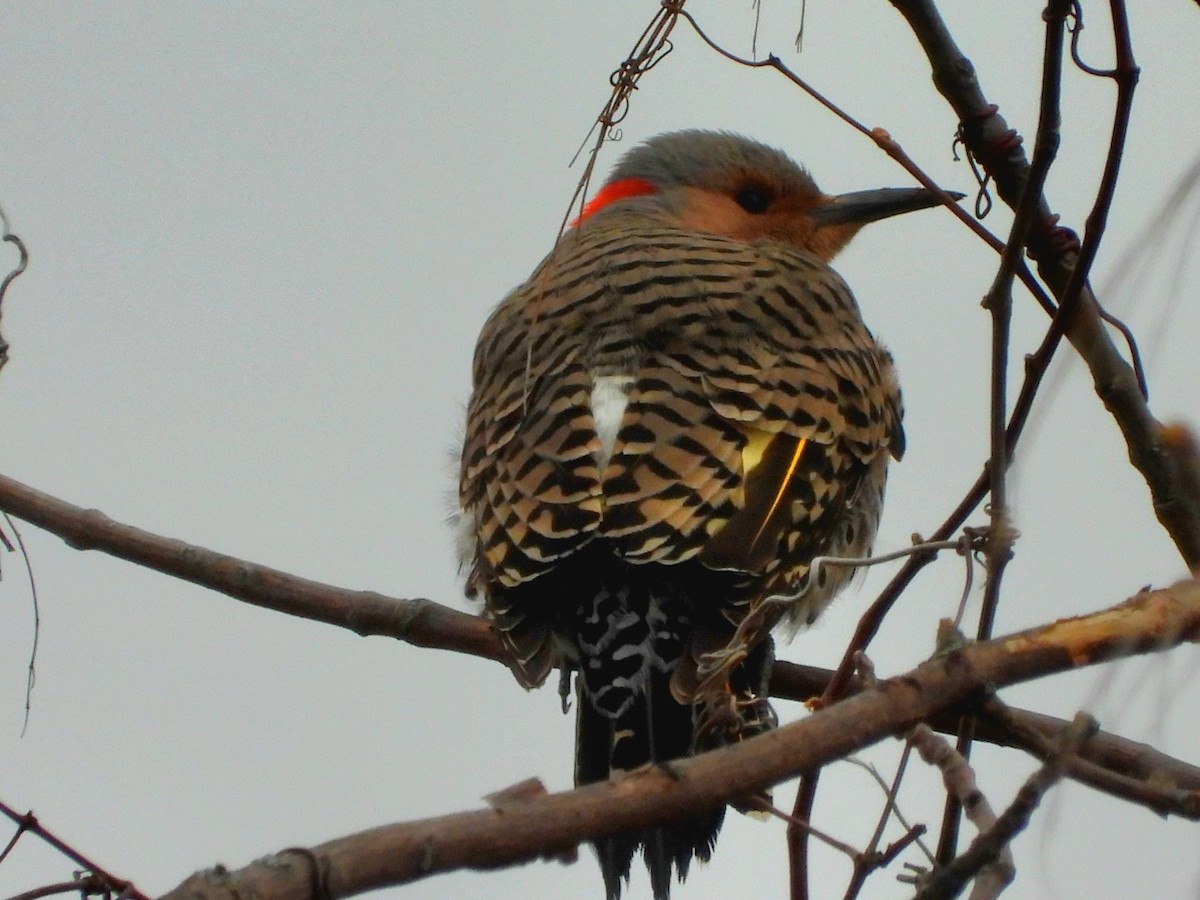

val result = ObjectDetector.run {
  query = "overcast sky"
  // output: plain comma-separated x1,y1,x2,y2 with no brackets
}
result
2,3,1199,899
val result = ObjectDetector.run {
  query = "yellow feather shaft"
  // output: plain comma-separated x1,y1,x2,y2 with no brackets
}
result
748,437,807,553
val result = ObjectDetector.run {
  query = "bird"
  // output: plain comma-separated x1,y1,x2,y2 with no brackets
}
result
457,130,949,899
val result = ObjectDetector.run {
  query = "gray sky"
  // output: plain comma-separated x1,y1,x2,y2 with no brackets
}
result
2,3,1198,899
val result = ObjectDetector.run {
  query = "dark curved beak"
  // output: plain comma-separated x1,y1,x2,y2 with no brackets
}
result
811,186,965,228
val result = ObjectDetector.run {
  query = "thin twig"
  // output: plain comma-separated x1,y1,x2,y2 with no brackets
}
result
7,876,107,900
559,1,684,234
975,0,1070,641
789,767,821,900
2,513,41,736
841,748,933,900
0,800,148,900
891,0,1200,568
937,0,1072,866
0,200,29,375
1041,0,1140,362
749,799,863,859
0,808,30,865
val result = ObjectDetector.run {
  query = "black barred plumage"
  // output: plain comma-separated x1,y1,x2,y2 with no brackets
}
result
459,131,949,898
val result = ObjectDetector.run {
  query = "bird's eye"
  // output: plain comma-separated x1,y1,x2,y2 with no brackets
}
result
735,184,773,214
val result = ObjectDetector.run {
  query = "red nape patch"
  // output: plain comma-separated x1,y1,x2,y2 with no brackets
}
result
571,177,658,226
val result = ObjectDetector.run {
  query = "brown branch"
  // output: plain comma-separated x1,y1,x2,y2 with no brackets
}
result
0,800,149,900
0,472,502,665
159,579,1200,900
772,659,1200,812
789,767,821,900
836,659,932,900
981,698,1200,819
7,878,110,900
1043,0,1140,352
842,741,931,898
937,0,1072,865
976,0,1071,638
888,0,1200,567
3,471,1198,812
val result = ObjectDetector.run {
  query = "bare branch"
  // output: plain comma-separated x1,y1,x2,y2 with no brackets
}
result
981,698,1200,819
841,747,933,900
938,0,1072,864
7,877,110,900
3,470,1197,817
0,800,148,900
0,472,502,664
160,578,1200,900
889,0,1200,566
1,512,40,736
770,661,1200,806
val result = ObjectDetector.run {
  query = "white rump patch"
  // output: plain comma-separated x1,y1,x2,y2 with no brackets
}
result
445,431,476,575
449,504,476,574
591,374,633,473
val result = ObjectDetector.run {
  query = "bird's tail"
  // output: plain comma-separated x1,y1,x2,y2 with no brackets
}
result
575,663,724,900
570,567,737,900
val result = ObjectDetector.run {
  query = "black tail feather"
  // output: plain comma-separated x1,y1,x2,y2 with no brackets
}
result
577,667,725,900
550,551,775,898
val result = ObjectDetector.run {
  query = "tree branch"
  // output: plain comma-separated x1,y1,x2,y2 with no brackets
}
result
160,578,1200,900
888,0,1200,567
0,799,149,900
3,471,1199,814
0,472,501,664
936,0,1072,864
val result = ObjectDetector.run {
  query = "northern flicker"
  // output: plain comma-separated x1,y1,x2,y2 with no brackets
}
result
458,130,950,898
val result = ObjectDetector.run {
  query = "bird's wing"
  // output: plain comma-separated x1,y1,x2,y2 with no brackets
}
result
595,235,902,578
586,235,902,707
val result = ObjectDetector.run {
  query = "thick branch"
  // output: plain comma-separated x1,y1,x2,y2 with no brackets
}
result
3,471,1199,809
161,579,1200,900
0,473,500,663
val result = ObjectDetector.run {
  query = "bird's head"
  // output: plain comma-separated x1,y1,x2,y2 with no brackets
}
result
576,130,957,262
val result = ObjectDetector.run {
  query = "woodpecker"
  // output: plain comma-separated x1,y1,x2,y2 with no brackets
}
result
458,130,949,899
